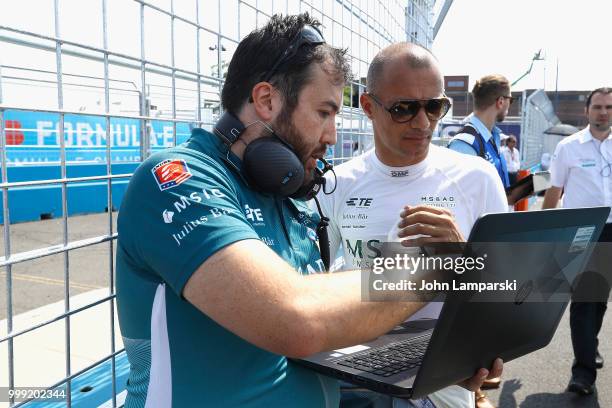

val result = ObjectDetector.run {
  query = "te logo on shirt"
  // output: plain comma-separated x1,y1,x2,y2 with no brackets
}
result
152,159,192,191
346,197,373,208
245,205,264,224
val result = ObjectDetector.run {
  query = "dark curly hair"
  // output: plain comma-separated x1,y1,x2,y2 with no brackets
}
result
221,13,351,116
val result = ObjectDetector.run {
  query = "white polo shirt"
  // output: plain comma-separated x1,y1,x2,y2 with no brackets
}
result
317,144,507,408
501,146,520,173
550,126,612,223
319,145,509,271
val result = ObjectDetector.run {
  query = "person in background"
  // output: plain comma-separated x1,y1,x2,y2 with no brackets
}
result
448,75,512,189
543,87,612,396
501,134,520,185
352,140,361,157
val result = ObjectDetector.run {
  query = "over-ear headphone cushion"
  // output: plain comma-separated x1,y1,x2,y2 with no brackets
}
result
243,137,305,196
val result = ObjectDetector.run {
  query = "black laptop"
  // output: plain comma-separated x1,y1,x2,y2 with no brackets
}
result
294,207,610,399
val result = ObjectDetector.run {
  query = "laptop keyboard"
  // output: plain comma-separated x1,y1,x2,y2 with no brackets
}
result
335,332,432,377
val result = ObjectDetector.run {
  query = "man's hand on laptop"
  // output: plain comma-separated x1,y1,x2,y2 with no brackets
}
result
458,358,503,391
396,205,465,246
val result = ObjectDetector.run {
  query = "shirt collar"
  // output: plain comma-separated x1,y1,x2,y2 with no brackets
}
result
367,148,431,179
579,126,612,144
578,128,594,144
464,113,497,142
190,127,245,174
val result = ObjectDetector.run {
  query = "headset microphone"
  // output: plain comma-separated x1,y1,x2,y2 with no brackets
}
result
213,111,335,270
213,111,336,201
214,111,305,197
310,157,337,271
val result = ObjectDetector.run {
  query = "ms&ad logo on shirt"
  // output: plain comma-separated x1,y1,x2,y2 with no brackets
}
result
420,195,456,208
152,159,192,191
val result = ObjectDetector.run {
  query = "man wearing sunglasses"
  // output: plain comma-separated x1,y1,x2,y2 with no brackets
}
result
318,43,507,408
543,87,612,396
446,75,514,405
116,14,501,407
448,75,512,189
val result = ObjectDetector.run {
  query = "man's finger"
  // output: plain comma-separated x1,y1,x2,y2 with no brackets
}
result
460,368,489,391
398,211,455,230
397,223,442,239
400,205,451,218
488,358,504,379
400,236,453,246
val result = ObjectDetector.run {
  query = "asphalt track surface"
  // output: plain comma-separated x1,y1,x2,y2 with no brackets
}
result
1,211,611,407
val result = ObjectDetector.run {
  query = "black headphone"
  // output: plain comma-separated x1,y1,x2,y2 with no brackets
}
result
213,111,327,201
213,111,335,271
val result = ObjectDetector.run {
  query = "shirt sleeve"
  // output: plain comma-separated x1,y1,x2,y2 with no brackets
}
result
549,142,568,188
118,154,260,296
482,165,509,214
448,138,478,156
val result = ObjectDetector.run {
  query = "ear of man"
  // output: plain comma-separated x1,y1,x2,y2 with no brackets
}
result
495,96,504,110
360,93,375,119
251,82,281,122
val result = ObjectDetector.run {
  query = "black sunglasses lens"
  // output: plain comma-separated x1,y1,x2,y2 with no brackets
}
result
425,99,449,119
390,101,420,122
385,98,451,123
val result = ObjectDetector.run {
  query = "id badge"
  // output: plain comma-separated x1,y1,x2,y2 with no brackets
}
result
579,158,596,168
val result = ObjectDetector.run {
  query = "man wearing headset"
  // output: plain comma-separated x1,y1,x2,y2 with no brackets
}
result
115,14,501,407
318,43,508,408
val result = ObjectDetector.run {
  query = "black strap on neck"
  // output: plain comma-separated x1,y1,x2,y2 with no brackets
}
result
213,111,246,147
456,125,486,158
312,195,331,271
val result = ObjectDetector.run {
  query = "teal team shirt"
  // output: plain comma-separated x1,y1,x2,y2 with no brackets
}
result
116,128,340,407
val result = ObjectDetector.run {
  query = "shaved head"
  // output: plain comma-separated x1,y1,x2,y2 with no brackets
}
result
361,42,445,166
366,42,441,94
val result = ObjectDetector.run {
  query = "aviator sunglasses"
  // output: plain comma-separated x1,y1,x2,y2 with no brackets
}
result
366,93,452,123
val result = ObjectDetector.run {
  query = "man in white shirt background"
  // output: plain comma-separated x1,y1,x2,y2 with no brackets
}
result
319,42,507,408
542,87,612,396
501,135,520,185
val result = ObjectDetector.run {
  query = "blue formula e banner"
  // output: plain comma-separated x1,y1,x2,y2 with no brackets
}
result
3,110,194,165
1,110,198,224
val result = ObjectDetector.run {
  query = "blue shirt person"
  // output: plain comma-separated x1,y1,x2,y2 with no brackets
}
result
448,75,514,189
